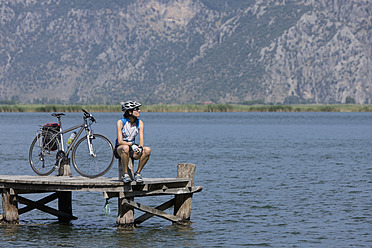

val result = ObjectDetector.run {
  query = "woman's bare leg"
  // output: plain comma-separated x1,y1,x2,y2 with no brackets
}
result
136,147,151,173
117,145,130,174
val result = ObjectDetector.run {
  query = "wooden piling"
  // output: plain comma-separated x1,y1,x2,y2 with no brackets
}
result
174,163,196,222
117,158,135,227
57,158,72,222
58,158,72,176
57,192,73,222
1,188,19,224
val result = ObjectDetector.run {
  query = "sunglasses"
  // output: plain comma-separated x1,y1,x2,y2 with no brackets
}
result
133,108,140,111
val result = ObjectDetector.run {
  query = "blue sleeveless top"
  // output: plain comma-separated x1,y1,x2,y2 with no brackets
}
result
115,117,140,146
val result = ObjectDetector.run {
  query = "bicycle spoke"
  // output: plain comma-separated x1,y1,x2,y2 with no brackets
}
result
29,132,59,176
72,134,114,178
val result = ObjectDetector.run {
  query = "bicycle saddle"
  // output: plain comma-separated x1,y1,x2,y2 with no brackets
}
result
51,113,65,117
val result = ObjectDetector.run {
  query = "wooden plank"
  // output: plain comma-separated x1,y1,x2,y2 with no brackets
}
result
0,175,198,196
0,175,191,187
0,184,201,195
17,195,77,220
103,186,202,199
134,198,175,225
123,198,183,223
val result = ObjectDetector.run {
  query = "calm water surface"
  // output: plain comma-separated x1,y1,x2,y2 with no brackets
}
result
0,112,371,247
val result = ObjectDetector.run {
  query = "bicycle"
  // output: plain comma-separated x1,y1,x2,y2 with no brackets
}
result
29,109,114,178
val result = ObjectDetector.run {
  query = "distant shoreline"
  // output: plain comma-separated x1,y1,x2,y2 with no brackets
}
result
1,104,371,112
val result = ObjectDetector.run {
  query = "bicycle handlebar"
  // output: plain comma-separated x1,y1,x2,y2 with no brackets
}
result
82,109,96,123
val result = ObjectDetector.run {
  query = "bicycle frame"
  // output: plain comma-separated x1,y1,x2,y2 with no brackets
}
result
41,115,95,158
58,123,86,155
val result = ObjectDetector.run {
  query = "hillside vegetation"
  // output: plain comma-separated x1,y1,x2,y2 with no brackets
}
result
0,0,370,104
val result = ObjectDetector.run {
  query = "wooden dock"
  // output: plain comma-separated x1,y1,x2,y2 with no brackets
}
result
0,163,202,226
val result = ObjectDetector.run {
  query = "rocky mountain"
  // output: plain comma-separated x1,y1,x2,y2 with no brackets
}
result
0,0,370,104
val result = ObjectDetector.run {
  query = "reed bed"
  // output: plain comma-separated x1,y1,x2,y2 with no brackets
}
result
0,104,371,113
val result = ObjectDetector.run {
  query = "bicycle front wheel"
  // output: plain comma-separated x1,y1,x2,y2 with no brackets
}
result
71,134,114,178
29,132,60,176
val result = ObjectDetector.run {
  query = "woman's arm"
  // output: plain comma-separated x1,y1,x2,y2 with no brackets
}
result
138,120,145,147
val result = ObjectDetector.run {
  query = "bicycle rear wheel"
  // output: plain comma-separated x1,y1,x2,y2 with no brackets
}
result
29,131,60,176
71,134,114,178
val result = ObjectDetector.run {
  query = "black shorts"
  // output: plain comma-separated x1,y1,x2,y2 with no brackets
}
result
113,145,120,159
113,145,137,159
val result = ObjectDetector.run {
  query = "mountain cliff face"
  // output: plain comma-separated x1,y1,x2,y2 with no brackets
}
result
0,0,370,104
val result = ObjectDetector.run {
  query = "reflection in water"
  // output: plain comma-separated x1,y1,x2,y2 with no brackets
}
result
1,224,19,241
116,224,196,247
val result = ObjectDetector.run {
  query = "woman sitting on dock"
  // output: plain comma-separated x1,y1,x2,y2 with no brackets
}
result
114,100,151,183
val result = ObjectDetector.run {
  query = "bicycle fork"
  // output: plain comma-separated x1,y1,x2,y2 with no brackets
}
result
87,133,96,158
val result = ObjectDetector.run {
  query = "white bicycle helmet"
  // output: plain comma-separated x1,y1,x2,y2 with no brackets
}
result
122,100,142,111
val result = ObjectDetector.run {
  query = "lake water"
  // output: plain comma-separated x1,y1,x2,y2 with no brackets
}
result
0,112,371,247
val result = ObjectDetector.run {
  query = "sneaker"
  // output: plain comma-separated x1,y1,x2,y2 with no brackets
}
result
134,172,143,183
122,173,132,183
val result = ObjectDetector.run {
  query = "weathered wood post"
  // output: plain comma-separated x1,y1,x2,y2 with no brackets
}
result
57,192,73,222
57,158,72,222
1,188,19,224
117,158,134,180
58,158,72,176
174,163,196,222
117,158,135,227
